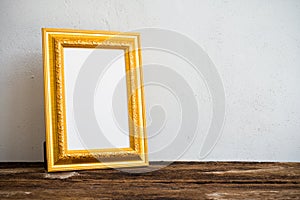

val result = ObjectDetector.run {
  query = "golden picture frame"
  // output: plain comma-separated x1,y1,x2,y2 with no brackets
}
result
42,28,148,172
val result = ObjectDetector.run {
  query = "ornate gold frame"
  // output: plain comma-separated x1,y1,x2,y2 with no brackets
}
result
42,28,148,172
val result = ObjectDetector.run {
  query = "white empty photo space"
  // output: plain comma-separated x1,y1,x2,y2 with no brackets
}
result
64,48,130,150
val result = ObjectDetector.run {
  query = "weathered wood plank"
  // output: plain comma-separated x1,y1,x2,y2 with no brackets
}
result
0,162,299,199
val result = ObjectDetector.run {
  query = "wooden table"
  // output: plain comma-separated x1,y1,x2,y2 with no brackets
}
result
0,162,299,199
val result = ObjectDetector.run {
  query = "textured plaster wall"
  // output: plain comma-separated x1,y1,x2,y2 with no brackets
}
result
0,0,299,161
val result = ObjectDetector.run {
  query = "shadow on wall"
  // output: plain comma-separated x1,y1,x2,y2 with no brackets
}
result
1,52,45,161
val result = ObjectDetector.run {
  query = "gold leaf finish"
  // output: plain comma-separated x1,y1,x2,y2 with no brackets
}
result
42,28,148,172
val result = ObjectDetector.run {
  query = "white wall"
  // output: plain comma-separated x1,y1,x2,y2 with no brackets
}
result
0,0,299,162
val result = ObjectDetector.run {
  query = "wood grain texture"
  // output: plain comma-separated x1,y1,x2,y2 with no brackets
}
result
0,162,299,199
